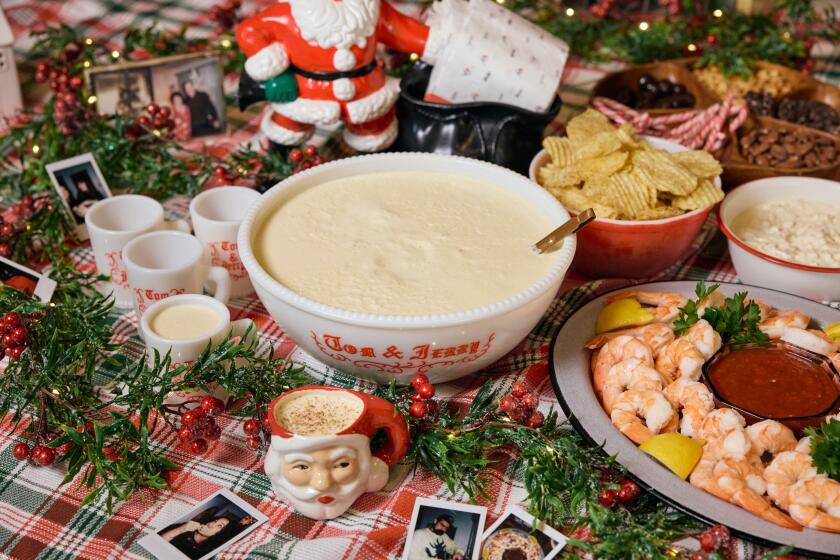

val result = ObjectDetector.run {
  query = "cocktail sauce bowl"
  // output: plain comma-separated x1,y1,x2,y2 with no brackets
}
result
238,153,576,385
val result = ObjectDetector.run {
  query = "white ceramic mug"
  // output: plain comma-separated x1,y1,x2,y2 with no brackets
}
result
85,195,190,308
190,186,261,298
140,294,255,405
123,231,231,318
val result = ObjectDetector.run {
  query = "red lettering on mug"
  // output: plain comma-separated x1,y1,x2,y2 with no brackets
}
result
105,250,128,287
208,241,247,280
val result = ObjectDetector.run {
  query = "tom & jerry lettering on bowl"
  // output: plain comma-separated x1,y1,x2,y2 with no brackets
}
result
237,153,576,384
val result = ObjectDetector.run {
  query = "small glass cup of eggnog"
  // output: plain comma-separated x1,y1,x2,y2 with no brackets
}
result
139,294,255,405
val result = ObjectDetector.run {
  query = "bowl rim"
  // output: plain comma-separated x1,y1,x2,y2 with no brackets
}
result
717,178,840,273
237,152,577,329
528,137,720,226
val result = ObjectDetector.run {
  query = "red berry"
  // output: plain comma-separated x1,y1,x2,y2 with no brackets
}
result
36,62,49,74
417,383,435,399
706,34,717,45
0,223,14,238
303,145,318,158
0,243,11,258
521,392,539,409
147,103,160,115
617,480,641,504
409,401,428,418
598,487,618,508
411,374,430,389
698,529,723,552
510,381,528,398
191,438,208,454
410,393,424,402
206,424,222,440
246,436,262,450
288,148,303,163
201,396,224,415
34,445,55,465
2,333,13,347
499,395,517,413
11,327,27,344
526,411,545,428
181,410,199,427
137,115,151,127
4,312,20,327
13,442,29,460
159,106,171,118
690,553,707,560
243,419,261,436
177,427,193,442
214,166,227,177
69,76,82,89
8,345,23,360
21,195,33,209
103,446,119,461
709,525,729,544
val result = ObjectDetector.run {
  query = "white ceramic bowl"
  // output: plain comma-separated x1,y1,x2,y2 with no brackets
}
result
717,176,840,302
238,153,576,384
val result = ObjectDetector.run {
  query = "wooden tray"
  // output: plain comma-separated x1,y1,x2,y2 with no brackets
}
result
590,58,716,115
720,115,840,186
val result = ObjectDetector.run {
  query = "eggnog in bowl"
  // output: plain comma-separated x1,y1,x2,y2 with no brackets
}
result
254,171,554,315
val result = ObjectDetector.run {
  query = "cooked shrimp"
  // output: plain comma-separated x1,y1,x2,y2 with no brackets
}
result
610,389,677,444
585,323,675,356
795,437,812,455
759,310,810,339
697,289,725,314
655,338,705,381
746,420,797,464
592,336,654,395
788,477,840,532
682,319,722,360
604,290,688,323
663,379,714,438
600,359,666,414
691,428,753,498
698,408,746,442
780,327,839,357
713,456,800,529
764,451,818,510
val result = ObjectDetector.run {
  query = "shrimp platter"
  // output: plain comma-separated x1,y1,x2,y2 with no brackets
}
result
584,283,840,536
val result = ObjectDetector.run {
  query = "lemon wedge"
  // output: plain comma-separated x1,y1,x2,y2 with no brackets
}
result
639,433,704,479
824,321,840,342
595,298,654,334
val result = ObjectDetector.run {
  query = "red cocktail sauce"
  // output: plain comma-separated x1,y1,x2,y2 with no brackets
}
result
707,346,839,418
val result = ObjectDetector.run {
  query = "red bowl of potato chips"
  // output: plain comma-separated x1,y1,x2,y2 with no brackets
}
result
530,112,722,277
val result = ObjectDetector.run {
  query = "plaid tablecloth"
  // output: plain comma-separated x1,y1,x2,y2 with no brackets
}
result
1,2,840,559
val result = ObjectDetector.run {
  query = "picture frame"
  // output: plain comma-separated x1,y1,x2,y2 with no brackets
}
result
44,152,113,240
86,52,227,139
481,506,567,560
139,488,267,560
403,497,487,560
0,256,57,303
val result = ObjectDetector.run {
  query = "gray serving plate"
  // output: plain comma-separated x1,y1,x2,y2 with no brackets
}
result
549,281,840,557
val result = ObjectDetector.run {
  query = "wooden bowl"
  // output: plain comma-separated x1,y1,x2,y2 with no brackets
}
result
720,115,840,186
590,59,715,115
772,83,840,136
691,60,818,104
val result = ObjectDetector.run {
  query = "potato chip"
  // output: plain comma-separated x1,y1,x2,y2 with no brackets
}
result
670,150,723,179
581,174,612,199
553,187,620,219
672,179,725,210
574,131,623,160
539,164,582,189
543,137,575,167
609,172,657,219
632,150,698,196
566,109,615,144
616,122,638,148
575,150,629,181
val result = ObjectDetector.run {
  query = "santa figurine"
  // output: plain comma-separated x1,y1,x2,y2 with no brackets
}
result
236,0,435,152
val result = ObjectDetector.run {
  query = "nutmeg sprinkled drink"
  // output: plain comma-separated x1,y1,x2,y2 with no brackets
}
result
274,390,364,435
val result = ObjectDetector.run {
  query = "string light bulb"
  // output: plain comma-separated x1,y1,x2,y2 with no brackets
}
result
84,37,94,46
713,9,723,17
783,31,791,40
31,145,40,154
220,38,232,48
409,52,419,62
111,50,120,59
82,60,92,68
687,43,697,52
87,95,97,105
638,21,649,31
565,7,574,16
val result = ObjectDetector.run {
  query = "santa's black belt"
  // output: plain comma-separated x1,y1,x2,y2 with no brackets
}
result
289,60,377,81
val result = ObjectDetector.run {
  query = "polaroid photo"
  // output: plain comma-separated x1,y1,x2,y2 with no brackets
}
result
45,152,113,240
403,497,487,560
0,257,56,303
139,488,267,560
481,506,567,560
86,52,226,139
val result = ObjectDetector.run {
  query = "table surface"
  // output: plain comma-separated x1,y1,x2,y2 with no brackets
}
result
1,2,839,559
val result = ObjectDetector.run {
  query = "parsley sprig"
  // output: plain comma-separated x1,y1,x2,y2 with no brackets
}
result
674,281,769,345
804,418,840,481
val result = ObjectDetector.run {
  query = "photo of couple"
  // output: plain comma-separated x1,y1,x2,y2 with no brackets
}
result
87,53,226,139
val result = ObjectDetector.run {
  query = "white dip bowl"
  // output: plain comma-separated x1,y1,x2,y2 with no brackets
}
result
717,176,840,302
238,153,576,384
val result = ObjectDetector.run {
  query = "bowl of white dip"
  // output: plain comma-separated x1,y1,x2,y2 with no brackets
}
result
238,153,576,384
718,176,840,301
